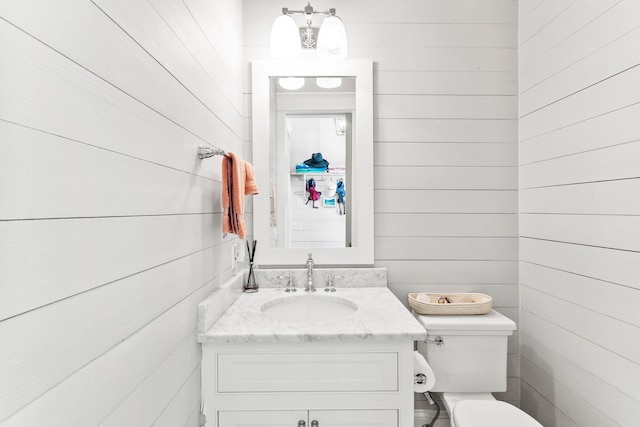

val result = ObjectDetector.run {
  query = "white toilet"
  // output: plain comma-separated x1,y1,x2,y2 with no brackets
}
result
415,310,542,427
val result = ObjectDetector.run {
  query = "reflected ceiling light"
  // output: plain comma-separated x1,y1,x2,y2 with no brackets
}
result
316,77,342,89
270,3,347,60
278,77,305,90
334,117,346,136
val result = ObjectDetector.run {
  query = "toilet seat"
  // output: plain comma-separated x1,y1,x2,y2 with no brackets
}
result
453,400,542,427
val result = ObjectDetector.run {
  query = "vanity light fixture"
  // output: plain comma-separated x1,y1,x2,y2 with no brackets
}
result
270,2,348,60
316,77,342,89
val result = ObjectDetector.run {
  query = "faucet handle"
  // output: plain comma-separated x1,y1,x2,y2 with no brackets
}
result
325,274,343,292
277,275,296,292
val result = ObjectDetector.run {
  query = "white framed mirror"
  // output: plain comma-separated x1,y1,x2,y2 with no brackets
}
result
251,59,373,266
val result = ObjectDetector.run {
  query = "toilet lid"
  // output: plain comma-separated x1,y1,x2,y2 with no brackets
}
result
453,400,543,427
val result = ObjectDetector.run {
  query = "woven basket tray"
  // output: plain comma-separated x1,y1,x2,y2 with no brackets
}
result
408,292,493,315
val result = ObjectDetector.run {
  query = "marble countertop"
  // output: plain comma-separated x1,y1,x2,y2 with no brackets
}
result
198,286,427,343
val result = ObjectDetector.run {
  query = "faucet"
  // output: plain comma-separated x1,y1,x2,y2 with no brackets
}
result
305,253,316,292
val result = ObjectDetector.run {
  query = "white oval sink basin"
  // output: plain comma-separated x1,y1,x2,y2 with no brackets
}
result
261,294,358,323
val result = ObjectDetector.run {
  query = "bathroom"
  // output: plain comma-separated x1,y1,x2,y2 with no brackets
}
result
1,0,638,426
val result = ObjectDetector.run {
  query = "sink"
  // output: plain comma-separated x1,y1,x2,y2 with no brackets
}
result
260,294,358,323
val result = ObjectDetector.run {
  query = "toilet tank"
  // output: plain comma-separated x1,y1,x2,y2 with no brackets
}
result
415,310,516,392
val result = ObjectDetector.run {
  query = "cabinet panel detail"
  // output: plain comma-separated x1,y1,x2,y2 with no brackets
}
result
218,410,397,427
219,410,307,426
217,352,398,392
310,409,398,427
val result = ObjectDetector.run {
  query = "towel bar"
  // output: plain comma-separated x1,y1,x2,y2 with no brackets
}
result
198,146,227,159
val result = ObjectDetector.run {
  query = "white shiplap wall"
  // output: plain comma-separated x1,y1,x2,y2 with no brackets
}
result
0,0,243,425
243,0,519,410
519,1,640,426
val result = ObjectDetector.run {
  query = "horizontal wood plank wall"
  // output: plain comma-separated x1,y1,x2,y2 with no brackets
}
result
243,0,519,408
519,1,640,426
0,0,243,425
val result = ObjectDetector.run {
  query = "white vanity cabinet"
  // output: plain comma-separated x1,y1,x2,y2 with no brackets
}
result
201,341,414,427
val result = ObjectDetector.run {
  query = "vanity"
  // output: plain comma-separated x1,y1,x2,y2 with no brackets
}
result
197,270,427,427
197,58,428,426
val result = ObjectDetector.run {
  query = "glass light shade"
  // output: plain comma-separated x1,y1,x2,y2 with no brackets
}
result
278,77,305,90
270,14,301,59
316,77,342,89
317,15,347,60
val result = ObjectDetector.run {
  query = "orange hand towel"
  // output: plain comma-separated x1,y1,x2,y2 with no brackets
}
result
221,152,259,239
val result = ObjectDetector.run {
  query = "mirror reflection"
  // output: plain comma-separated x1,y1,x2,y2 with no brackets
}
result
252,59,373,266
269,77,356,249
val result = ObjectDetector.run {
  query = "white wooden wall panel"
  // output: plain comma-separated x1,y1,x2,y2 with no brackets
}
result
522,286,639,364
376,237,517,261
347,23,516,49
520,0,640,93
521,24,640,115
519,1,640,425
375,213,518,237
0,122,218,220
0,23,224,178
520,103,640,165
0,248,222,421
376,190,516,213
375,71,517,95
376,142,517,167
93,0,242,137
375,166,517,190
0,0,243,424
518,0,576,46
520,262,639,327
375,95,517,119
152,368,202,427
520,313,640,427
100,334,200,427
378,260,517,284
0,214,221,320
521,179,640,215
521,213,640,253
520,365,605,427
520,140,640,188
521,238,640,290
2,286,214,426
521,65,640,141
519,0,620,69
376,119,517,143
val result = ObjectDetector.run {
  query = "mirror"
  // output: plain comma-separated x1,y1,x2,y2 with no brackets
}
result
252,59,373,266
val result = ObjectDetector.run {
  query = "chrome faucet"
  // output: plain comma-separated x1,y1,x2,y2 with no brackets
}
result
305,253,316,292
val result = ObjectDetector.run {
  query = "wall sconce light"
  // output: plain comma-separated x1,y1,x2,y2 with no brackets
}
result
270,2,348,60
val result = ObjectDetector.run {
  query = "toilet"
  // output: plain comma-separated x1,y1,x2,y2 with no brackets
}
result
415,310,542,427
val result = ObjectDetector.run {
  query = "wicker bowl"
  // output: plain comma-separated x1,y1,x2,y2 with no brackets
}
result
408,292,493,315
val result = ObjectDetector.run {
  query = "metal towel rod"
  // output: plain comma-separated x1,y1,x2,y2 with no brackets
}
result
197,146,227,159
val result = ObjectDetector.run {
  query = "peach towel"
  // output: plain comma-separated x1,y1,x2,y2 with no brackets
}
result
222,152,259,239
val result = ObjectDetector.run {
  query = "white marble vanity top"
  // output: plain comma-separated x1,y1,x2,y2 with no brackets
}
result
198,286,427,343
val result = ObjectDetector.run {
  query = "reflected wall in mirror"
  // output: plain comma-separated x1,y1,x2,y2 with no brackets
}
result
252,60,373,266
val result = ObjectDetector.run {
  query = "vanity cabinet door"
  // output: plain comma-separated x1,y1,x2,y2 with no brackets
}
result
218,410,307,426
309,410,397,427
218,410,397,427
